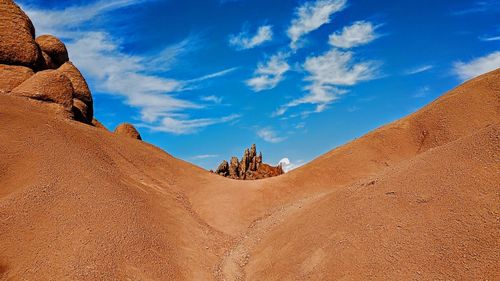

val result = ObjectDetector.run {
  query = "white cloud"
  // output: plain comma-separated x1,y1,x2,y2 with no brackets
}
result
329,21,377,49
201,95,223,104
453,51,500,81
191,154,219,159
405,64,434,75
257,128,287,143
287,0,347,49
229,25,273,50
143,114,240,135
278,158,303,172
479,35,500,42
21,0,147,36
246,52,290,91
276,49,377,116
22,0,238,134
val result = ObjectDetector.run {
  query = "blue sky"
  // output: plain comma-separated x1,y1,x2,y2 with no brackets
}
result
19,0,499,170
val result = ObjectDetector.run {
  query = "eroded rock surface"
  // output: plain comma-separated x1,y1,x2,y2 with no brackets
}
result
214,144,284,180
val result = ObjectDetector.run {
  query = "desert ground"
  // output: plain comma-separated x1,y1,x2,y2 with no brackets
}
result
1,0,499,280
0,68,498,280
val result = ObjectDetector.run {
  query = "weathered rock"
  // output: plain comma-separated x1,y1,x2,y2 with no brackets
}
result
58,62,92,104
10,70,74,111
0,0,40,68
35,35,69,67
72,98,92,124
114,123,142,140
213,144,284,180
58,61,93,121
215,160,229,177
91,118,108,131
229,157,240,178
0,64,34,94
39,50,57,69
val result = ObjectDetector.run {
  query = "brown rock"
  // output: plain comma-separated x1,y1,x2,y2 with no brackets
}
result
213,144,284,180
92,118,108,131
58,61,93,122
229,157,240,178
58,62,92,105
0,64,34,94
10,70,74,111
215,160,229,177
114,123,142,140
0,0,40,68
39,51,57,69
35,35,69,67
72,98,92,124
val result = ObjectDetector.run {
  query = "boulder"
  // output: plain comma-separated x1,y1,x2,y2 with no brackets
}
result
39,50,57,69
0,0,40,67
72,98,92,124
114,123,142,140
0,64,34,94
58,61,92,105
10,70,74,111
35,35,69,67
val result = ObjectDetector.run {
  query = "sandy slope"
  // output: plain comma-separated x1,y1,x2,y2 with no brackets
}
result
0,69,499,280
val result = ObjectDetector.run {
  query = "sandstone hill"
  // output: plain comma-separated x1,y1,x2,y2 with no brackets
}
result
213,144,284,180
0,0,499,280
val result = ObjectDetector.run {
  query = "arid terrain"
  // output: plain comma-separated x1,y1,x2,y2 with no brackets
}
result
1,0,500,280
0,68,498,280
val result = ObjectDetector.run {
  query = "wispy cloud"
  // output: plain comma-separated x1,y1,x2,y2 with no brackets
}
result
201,95,223,104
246,52,290,92
257,127,287,143
479,35,500,41
453,51,500,81
229,25,273,50
276,49,377,115
287,0,347,49
22,0,239,134
405,64,434,75
143,114,240,135
329,21,378,49
451,1,499,16
191,154,219,159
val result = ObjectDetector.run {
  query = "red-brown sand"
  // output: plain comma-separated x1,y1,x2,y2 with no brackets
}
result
0,69,499,280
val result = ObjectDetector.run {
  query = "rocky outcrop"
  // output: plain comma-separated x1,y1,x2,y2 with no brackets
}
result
114,123,142,140
0,0,100,126
0,0,142,137
214,144,284,180
0,64,34,94
58,61,93,123
35,35,69,68
10,70,74,111
0,0,40,68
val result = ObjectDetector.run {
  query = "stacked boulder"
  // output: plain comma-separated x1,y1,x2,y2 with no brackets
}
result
214,144,284,180
0,0,93,124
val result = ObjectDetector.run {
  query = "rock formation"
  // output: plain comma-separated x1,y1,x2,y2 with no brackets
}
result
0,0,40,68
114,123,142,140
35,35,69,67
10,70,74,111
0,0,141,136
214,144,284,180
